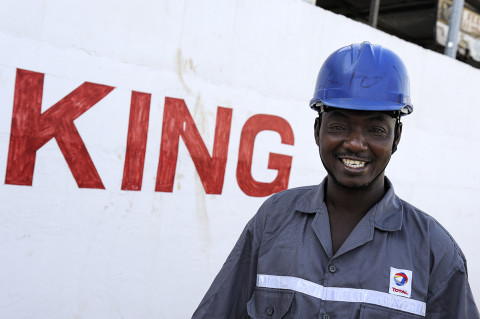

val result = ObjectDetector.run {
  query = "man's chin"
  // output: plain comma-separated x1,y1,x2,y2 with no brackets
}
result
326,170,383,191
331,176,371,190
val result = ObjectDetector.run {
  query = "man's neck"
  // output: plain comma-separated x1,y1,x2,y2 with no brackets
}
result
325,174,387,255
325,175,387,216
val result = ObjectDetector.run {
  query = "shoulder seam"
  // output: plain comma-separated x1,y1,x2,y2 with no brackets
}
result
400,199,465,262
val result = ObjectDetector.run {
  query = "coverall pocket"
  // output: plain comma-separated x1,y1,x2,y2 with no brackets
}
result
247,287,294,319
359,304,423,319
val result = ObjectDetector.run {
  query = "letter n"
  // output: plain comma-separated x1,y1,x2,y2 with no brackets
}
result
155,97,232,194
5,69,114,188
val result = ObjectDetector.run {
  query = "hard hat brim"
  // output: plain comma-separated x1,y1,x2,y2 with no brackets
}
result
310,98,413,115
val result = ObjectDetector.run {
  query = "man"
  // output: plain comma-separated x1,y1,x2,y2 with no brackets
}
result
192,42,479,318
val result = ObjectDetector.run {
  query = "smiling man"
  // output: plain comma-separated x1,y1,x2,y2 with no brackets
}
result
192,42,479,318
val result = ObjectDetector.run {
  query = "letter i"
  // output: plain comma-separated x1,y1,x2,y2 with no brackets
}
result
121,91,151,190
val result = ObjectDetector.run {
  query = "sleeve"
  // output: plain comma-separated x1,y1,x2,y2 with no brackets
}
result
191,201,268,319
425,268,480,319
425,229,480,319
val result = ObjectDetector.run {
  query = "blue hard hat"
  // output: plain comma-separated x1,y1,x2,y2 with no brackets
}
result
310,41,413,115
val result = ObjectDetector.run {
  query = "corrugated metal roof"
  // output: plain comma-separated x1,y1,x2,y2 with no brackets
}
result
316,0,480,67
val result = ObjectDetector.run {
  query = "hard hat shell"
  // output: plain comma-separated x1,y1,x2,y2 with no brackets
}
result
310,41,413,115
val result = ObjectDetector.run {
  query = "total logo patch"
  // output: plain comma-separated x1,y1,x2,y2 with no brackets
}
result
389,267,412,298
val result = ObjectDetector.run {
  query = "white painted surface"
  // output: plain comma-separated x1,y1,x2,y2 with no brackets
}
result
0,0,479,318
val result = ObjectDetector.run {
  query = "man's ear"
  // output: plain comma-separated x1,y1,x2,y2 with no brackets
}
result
392,121,403,154
314,117,321,146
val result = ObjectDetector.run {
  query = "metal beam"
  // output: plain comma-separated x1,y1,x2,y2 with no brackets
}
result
369,0,381,28
358,0,435,15
444,0,465,58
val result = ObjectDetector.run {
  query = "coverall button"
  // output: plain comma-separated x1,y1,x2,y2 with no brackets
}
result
323,314,330,319
328,264,337,273
265,306,274,316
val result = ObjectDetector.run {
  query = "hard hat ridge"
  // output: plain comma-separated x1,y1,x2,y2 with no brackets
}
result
354,41,376,65
310,41,413,115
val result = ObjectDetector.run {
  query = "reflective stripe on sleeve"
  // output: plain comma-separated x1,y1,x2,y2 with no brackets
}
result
257,274,426,317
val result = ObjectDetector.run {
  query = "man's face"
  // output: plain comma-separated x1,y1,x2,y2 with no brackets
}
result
315,108,402,190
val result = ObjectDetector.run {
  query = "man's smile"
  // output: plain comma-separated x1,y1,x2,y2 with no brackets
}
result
341,158,366,168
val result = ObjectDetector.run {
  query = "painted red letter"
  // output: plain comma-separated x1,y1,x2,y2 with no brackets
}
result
236,114,294,197
5,69,114,188
121,91,151,191
155,97,232,194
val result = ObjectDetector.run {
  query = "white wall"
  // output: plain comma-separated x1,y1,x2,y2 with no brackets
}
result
1,0,479,318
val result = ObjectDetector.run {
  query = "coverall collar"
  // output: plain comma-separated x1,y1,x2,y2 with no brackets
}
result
295,177,403,258
294,177,404,232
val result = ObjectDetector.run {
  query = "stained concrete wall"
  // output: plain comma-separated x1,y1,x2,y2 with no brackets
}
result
1,0,479,318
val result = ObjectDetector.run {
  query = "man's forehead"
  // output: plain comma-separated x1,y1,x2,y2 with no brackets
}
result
324,108,395,122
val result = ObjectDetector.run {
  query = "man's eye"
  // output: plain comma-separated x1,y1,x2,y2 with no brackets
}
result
369,127,387,134
328,125,345,131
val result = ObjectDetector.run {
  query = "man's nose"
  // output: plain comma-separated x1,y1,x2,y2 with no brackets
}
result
343,130,368,151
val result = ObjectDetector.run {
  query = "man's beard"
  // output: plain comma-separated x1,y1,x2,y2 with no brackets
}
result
321,158,385,191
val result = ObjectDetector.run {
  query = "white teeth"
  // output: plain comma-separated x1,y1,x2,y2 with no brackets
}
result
342,159,366,168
